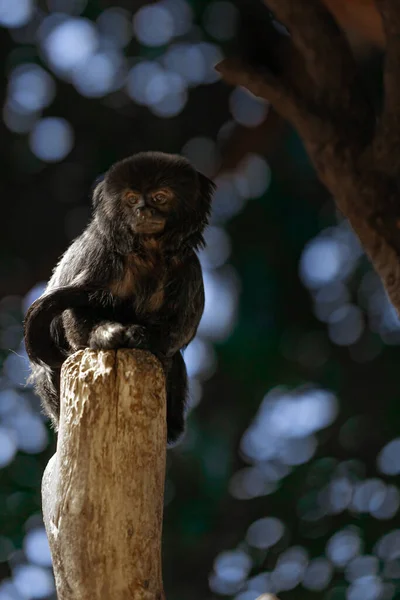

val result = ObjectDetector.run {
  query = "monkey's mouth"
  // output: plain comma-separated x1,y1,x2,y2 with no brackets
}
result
133,219,165,234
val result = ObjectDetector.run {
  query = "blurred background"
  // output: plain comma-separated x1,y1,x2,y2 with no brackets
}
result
0,1,398,599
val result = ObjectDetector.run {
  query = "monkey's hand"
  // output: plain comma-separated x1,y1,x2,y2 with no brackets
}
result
89,322,150,351
125,324,150,350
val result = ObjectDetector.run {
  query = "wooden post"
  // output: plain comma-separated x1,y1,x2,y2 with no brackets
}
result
41,348,167,600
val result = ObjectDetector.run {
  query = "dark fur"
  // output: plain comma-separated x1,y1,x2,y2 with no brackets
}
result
24,152,215,445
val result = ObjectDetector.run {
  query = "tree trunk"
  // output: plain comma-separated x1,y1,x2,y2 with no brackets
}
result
41,348,166,600
217,0,400,316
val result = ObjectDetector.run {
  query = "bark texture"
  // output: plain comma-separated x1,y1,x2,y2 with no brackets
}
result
216,0,400,314
42,349,166,600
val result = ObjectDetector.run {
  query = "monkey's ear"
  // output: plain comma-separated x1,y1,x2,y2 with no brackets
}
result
196,171,216,213
91,180,105,210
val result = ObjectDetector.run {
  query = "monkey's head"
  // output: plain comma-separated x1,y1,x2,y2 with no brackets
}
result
92,152,215,254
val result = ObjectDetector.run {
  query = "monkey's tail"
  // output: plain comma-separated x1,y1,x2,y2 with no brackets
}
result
24,286,94,368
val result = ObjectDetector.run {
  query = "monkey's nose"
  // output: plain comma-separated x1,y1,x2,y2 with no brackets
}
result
136,207,154,219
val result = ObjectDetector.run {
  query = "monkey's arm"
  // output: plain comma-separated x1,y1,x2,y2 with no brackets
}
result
151,256,205,357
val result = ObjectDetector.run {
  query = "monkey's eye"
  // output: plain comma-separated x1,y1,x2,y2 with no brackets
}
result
152,192,169,204
124,191,140,205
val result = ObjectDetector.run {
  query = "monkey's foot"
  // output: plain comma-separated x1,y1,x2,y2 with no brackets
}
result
89,322,150,351
89,322,128,350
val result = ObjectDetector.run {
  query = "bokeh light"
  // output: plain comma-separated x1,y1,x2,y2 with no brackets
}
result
40,17,98,77
378,438,400,475
184,338,217,380
0,427,17,468
326,529,362,567
300,236,349,290
328,304,364,346
13,564,55,598
97,8,132,48
133,4,174,47
229,467,278,500
182,137,219,176
23,529,52,568
345,555,379,583
161,0,192,36
7,65,56,113
127,61,188,117
303,558,333,591
199,267,239,341
230,87,269,127
271,547,309,592
210,550,252,595
72,50,125,98
163,43,208,86
241,387,338,464
246,517,284,550
211,174,246,223
347,575,383,600
3,102,38,134
0,0,33,29
29,117,74,162
234,154,271,199
198,226,231,270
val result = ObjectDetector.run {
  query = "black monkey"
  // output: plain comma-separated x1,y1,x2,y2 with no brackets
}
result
24,151,215,445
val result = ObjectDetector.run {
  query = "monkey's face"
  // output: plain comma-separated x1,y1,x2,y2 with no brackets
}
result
95,152,215,252
121,187,173,235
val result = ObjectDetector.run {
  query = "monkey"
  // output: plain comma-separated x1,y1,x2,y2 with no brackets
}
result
24,151,215,445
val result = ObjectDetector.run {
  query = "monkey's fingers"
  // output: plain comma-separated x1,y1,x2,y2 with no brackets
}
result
124,325,150,350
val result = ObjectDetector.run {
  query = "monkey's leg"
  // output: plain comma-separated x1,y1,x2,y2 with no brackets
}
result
29,364,61,427
165,352,188,446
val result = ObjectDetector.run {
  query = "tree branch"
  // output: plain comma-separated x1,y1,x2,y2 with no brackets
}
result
374,0,400,173
322,0,385,48
217,0,400,315
216,58,296,117
266,0,351,92
42,349,166,600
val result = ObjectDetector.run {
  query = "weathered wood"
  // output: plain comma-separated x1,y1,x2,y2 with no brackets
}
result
42,349,166,600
